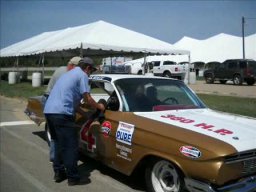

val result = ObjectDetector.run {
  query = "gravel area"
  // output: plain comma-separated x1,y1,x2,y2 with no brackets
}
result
188,80,256,98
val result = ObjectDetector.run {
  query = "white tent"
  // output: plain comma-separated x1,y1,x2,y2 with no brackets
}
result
0,20,189,57
173,33,256,63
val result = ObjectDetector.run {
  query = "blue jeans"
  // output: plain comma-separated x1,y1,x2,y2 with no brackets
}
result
49,140,55,162
45,114,80,181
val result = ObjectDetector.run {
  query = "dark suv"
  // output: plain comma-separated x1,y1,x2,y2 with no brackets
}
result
203,59,256,85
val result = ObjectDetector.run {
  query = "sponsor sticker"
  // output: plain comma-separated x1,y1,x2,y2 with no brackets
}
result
179,146,201,159
116,121,135,145
101,121,112,138
116,143,132,161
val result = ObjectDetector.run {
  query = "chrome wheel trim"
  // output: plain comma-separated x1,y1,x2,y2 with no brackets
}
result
151,160,180,192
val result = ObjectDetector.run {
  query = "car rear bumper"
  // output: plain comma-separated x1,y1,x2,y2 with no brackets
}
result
185,175,256,192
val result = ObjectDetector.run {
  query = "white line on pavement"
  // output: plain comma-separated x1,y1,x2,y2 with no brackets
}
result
0,120,34,126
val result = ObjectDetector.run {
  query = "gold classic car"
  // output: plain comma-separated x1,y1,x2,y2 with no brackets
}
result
25,74,256,192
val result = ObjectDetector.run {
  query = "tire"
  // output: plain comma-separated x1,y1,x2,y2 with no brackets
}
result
205,73,214,84
233,74,242,85
145,159,184,192
163,71,172,78
45,123,51,146
219,80,227,84
246,79,255,86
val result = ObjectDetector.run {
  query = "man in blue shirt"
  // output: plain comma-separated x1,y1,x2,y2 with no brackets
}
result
43,56,81,163
44,57,105,186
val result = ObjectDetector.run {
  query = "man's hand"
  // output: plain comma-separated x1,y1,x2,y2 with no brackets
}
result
97,103,105,112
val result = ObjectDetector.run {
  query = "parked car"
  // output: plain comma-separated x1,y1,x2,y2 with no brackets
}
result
102,64,131,74
25,74,256,192
204,59,256,85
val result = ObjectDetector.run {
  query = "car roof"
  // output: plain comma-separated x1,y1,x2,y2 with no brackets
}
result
90,73,175,82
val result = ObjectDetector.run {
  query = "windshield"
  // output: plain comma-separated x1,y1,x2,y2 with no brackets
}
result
114,78,206,112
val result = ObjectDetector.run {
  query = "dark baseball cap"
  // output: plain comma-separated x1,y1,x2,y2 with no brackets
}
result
79,57,97,71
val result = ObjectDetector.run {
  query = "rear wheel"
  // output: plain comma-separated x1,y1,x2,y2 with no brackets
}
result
233,74,242,85
246,79,255,86
145,159,184,192
205,73,214,84
163,71,172,78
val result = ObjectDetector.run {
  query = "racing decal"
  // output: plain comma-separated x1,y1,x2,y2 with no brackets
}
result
90,76,112,82
101,121,112,138
180,146,201,159
116,143,132,161
161,114,233,136
80,121,96,152
116,121,135,145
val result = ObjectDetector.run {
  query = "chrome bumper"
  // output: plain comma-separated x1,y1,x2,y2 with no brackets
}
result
185,176,256,192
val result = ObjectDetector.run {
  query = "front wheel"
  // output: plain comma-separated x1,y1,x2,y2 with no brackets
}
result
233,74,242,85
145,159,184,192
205,73,214,84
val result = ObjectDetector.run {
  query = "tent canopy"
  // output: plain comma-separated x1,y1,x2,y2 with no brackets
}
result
173,33,256,63
0,20,189,57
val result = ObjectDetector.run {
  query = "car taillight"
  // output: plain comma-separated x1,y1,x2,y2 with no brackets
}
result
175,67,178,72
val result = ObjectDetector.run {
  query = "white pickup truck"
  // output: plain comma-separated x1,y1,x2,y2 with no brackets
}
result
150,60,186,80
124,56,187,80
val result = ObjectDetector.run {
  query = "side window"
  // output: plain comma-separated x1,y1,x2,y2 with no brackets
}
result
239,61,247,69
153,61,161,67
218,63,225,69
163,61,176,65
227,62,236,69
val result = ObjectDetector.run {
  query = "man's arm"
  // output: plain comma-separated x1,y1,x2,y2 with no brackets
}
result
83,92,105,112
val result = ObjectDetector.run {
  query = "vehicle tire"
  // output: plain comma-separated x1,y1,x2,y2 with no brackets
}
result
137,70,143,75
219,80,227,84
205,73,214,84
246,79,255,86
163,71,172,78
45,123,51,146
145,159,184,192
233,74,242,85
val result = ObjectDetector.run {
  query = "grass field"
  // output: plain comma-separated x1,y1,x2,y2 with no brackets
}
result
1,80,256,118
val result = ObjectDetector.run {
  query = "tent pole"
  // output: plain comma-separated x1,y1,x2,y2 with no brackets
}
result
143,51,147,75
80,43,83,57
188,54,191,84
110,56,112,73
42,54,45,85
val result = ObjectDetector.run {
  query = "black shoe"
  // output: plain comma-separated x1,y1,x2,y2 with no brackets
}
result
54,172,67,183
68,178,90,186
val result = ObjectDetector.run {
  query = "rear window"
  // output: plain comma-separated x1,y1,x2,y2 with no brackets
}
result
163,61,176,65
248,61,256,70
239,61,247,69
227,62,237,69
153,61,161,67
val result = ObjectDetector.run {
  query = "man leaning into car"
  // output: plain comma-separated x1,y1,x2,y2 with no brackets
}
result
43,57,105,186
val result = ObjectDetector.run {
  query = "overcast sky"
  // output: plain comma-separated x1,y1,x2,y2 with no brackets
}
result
1,0,256,49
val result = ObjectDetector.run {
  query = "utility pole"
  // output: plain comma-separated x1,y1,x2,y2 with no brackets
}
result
242,16,245,59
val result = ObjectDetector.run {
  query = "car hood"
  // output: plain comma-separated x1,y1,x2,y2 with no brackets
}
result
135,109,256,152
